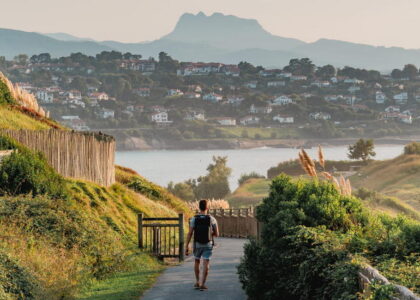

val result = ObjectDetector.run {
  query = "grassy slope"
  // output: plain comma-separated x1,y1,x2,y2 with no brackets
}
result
350,154,420,212
0,78,191,298
0,105,52,130
226,178,270,207
72,166,191,299
228,156,420,220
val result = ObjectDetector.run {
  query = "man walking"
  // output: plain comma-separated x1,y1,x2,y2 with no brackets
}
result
185,199,219,291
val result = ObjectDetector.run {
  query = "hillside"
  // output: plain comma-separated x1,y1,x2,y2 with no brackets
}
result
0,74,191,299
350,154,420,212
228,155,420,220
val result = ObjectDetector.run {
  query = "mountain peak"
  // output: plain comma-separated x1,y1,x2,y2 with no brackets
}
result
163,12,304,51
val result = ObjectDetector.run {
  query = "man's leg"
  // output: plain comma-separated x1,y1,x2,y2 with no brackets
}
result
194,259,200,285
200,259,210,287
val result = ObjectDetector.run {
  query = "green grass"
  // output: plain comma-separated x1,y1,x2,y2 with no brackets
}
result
226,178,270,207
76,253,164,300
350,154,420,212
217,126,299,139
0,105,51,130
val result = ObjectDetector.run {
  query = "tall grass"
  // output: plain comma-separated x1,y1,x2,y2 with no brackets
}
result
299,147,352,196
0,72,48,118
188,199,230,211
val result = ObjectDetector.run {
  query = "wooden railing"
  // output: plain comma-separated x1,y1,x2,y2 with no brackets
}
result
138,214,185,262
208,208,260,238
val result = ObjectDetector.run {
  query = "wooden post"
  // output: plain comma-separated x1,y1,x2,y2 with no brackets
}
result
138,214,143,248
178,213,185,262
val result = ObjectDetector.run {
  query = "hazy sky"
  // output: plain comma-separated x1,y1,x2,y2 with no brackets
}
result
1,0,419,48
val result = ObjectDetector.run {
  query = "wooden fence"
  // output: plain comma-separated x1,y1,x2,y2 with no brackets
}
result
138,214,185,261
0,129,115,186
208,208,260,238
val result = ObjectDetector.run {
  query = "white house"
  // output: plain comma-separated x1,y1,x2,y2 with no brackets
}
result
290,75,307,81
89,92,109,101
184,92,201,99
250,104,272,114
216,117,236,126
277,72,292,78
324,95,342,102
227,96,245,106
36,89,54,103
267,81,286,87
167,89,184,97
239,115,260,126
60,116,90,131
96,108,115,119
272,95,293,106
203,93,223,102
244,81,258,89
385,106,400,113
400,111,413,124
376,91,387,104
393,92,408,104
273,115,294,124
184,111,206,121
66,90,82,100
310,112,331,120
151,111,171,124
69,99,85,108
348,86,361,93
344,78,364,84
399,114,412,124
222,65,240,77
134,88,151,97
311,81,330,88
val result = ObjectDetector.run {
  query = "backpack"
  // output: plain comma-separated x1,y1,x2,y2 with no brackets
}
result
193,215,212,244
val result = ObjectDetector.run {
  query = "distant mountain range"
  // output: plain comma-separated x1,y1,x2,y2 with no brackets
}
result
2,12,420,71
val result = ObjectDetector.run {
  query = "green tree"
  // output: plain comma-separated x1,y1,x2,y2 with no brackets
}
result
167,181,195,201
158,52,179,73
391,68,403,79
194,156,232,199
348,138,376,161
402,64,418,79
315,64,336,79
13,54,28,65
284,58,315,76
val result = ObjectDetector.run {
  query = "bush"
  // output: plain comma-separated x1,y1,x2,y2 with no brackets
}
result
0,80,15,105
0,150,68,199
238,172,265,185
238,174,420,298
404,142,420,155
0,251,37,299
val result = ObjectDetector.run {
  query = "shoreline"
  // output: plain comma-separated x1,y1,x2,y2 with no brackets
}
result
116,136,417,151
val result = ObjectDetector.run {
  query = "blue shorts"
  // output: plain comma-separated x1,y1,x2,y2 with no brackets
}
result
194,246,213,260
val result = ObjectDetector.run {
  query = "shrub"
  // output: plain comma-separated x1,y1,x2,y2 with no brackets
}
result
0,80,15,105
404,142,420,155
238,174,420,299
238,172,265,186
0,150,68,199
0,251,37,299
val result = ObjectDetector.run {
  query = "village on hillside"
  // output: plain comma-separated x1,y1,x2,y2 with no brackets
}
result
1,52,420,141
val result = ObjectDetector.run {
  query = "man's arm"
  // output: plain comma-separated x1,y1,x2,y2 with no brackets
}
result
185,226,194,255
212,221,219,238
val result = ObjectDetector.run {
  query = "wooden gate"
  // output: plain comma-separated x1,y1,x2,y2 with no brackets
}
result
138,213,185,261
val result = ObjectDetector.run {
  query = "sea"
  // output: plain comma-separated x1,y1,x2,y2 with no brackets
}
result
116,145,404,191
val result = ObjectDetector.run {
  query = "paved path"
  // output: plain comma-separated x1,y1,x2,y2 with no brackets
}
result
141,238,247,300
